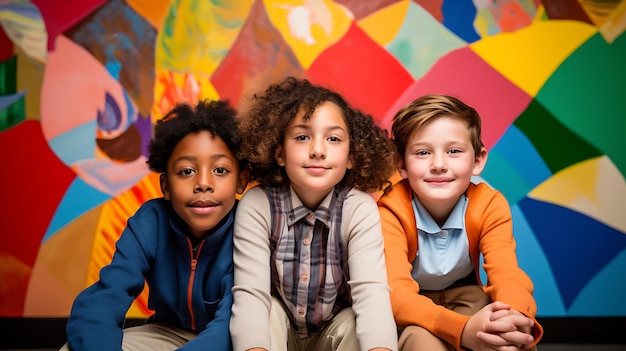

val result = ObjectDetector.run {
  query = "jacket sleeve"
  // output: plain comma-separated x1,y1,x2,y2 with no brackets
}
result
229,186,273,351
65,206,154,351
469,185,544,345
378,181,469,350
343,190,398,351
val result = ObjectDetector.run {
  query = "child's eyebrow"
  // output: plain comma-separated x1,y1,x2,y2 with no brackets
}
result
172,153,237,165
290,124,348,133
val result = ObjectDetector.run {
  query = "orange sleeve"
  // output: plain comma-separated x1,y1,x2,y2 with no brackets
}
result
466,183,544,345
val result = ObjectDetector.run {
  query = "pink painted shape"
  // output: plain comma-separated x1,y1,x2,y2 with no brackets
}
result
40,35,127,141
381,47,533,150
32,0,107,51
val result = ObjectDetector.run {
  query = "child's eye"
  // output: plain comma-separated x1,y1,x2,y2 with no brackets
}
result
415,150,430,156
214,167,230,175
448,149,462,154
178,168,196,176
327,136,341,142
294,135,309,141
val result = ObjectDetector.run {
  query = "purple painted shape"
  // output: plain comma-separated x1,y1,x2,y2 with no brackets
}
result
381,46,532,150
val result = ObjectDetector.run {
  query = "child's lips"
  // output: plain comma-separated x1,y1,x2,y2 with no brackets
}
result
188,200,219,214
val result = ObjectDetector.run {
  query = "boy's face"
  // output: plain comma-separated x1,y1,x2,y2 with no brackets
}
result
275,101,353,210
160,130,247,239
397,116,486,219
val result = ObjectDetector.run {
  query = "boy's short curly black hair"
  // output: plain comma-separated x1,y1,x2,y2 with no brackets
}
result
238,76,395,193
147,99,242,174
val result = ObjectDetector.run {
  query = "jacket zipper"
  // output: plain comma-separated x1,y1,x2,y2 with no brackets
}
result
186,238,205,331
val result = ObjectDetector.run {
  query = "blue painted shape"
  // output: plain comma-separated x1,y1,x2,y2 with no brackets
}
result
442,0,480,43
518,197,626,309
48,120,97,166
0,90,27,110
483,125,552,205
511,204,566,316
567,248,626,316
42,177,111,243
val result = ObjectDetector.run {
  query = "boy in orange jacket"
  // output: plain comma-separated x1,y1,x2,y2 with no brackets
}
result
378,94,543,351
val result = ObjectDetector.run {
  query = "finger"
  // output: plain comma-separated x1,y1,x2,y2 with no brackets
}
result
495,330,535,347
476,331,510,346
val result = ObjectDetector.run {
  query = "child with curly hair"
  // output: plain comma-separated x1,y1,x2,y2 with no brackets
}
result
62,100,248,351
378,94,543,351
230,77,398,351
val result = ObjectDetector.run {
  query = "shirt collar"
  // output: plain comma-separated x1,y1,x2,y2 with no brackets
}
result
412,193,466,234
285,185,333,228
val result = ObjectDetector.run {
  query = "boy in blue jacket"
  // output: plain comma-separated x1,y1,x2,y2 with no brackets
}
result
62,99,248,351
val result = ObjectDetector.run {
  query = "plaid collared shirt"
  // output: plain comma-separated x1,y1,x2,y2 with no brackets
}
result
263,184,352,338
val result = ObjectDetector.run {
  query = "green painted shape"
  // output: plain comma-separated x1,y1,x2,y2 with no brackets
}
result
386,2,466,80
0,56,26,132
535,31,626,178
514,99,601,174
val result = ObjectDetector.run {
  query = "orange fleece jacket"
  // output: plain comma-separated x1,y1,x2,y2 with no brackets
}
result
378,179,543,350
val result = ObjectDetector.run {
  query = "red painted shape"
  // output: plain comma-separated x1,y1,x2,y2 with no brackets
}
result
0,120,76,267
308,21,414,124
0,25,13,62
31,0,108,51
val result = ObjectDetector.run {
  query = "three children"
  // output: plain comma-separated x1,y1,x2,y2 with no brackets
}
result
64,80,541,351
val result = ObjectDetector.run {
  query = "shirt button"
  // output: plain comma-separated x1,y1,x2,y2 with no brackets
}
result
301,274,308,282
303,237,311,245
441,230,447,237
298,307,305,316
307,213,315,220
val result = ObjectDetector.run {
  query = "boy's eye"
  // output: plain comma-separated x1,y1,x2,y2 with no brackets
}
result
448,149,462,154
214,167,229,175
179,168,195,176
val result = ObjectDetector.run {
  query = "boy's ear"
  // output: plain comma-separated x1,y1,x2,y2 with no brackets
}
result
160,173,171,200
237,169,249,195
395,154,408,179
275,145,285,166
472,147,488,176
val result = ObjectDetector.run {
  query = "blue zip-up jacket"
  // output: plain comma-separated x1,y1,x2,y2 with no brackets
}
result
66,198,234,351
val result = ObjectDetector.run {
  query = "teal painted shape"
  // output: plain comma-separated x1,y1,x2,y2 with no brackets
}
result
49,120,97,166
42,177,111,243
483,124,552,205
535,31,626,178
386,1,466,80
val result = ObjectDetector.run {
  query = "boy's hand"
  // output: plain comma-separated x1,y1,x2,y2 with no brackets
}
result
462,301,534,351
477,306,535,349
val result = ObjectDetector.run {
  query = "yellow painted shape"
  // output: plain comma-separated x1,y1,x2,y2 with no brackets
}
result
529,155,626,233
357,0,409,47
470,20,597,97
125,0,171,30
262,0,353,69
155,0,254,75
599,0,626,43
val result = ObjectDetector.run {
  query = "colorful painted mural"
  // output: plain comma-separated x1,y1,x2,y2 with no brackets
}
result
0,0,624,319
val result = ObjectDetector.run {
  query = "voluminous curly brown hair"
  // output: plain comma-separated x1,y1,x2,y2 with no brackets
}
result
147,99,243,174
238,76,395,193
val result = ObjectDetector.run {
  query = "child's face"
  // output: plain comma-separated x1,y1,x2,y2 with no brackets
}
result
397,116,486,218
275,101,353,209
160,130,247,239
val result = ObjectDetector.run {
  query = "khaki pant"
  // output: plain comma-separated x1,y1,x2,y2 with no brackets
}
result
269,296,358,351
400,285,509,351
59,322,198,351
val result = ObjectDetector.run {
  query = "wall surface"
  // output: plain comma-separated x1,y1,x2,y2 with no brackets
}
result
0,0,625,320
